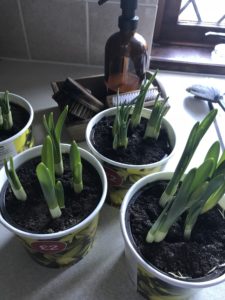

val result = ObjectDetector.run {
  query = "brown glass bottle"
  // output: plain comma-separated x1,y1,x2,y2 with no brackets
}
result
105,29,148,94
99,0,148,94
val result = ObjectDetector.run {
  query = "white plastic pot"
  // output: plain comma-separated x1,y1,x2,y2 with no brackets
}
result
0,144,107,267
120,171,225,300
86,107,176,207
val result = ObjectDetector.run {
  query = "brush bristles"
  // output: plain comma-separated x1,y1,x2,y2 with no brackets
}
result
107,87,159,107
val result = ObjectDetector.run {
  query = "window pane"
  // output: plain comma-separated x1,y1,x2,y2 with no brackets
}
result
179,0,225,26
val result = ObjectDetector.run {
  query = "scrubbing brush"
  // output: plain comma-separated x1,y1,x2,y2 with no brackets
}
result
106,70,167,108
106,87,159,107
52,77,104,122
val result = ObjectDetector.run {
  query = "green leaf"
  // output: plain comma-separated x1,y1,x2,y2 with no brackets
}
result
191,158,216,192
213,160,225,178
160,110,217,206
70,141,83,193
147,135,225,243
146,202,169,243
159,122,199,206
131,70,158,128
48,112,54,135
113,103,132,149
204,141,220,163
55,105,68,141
0,91,13,130
4,157,27,201
194,109,217,145
147,169,197,243
55,180,65,208
218,149,225,166
202,175,225,213
144,95,169,140
41,135,55,183
184,182,209,240
42,108,67,176
36,162,61,219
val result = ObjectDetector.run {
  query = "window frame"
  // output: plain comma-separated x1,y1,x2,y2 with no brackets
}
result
154,0,225,47
151,0,225,75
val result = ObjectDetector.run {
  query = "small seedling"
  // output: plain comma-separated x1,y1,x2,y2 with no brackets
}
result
130,70,158,129
4,136,84,220
36,135,63,219
70,140,83,193
112,98,132,150
112,70,169,150
4,157,27,201
159,109,218,206
144,94,169,140
146,132,225,243
0,91,13,131
43,105,68,175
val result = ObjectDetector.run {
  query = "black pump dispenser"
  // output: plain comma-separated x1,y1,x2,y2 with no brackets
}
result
119,0,138,31
99,0,138,29
121,0,137,17
98,0,148,95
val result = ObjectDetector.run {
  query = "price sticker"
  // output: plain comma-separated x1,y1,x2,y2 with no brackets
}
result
104,166,123,186
31,241,67,253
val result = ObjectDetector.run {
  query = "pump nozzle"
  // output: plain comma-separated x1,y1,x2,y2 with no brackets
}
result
98,0,108,5
98,0,138,16
99,0,139,31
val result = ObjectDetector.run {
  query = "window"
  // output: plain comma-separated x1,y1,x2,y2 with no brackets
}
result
151,0,225,75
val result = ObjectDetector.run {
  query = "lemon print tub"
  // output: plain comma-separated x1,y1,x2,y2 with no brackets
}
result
86,107,176,207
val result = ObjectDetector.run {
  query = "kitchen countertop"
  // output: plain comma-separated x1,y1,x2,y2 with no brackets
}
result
0,59,225,300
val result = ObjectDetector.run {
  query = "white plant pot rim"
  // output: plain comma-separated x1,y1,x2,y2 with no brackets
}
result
0,144,107,240
0,92,34,146
86,107,176,169
120,171,225,288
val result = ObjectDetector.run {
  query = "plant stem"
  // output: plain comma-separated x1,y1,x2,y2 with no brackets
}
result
70,141,83,193
0,91,13,130
4,157,27,201
159,109,217,207
130,70,158,129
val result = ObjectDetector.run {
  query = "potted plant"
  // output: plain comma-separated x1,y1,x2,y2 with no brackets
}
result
0,91,34,167
0,107,107,268
120,109,225,299
86,71,176,207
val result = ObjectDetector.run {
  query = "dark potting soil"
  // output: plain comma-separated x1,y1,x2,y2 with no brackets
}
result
2,154,102,234
0,103,30,142
128,180,225,280
91,116,172,165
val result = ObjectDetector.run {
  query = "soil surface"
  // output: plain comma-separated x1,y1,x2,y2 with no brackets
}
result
128,180,225,280
91,116,172,165
0,103,30,142
2,154,102,234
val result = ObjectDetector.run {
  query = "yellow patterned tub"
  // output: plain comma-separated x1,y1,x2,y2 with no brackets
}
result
0,144,107,267
86,107,176,207
121,172,225,300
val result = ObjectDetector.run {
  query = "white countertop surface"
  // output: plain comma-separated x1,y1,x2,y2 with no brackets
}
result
0,59,225,300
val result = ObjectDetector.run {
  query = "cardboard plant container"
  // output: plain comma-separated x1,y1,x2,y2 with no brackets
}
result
120,172,225,300
0,144,107,268
86,107,176,207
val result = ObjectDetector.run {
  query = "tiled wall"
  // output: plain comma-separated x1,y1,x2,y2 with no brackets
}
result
0,0,158,66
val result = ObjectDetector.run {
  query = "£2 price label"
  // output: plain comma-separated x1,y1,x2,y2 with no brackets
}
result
31,241,66,253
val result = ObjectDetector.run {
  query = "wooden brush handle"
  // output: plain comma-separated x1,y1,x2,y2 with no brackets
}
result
51,81,59,94
67,77,104,110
